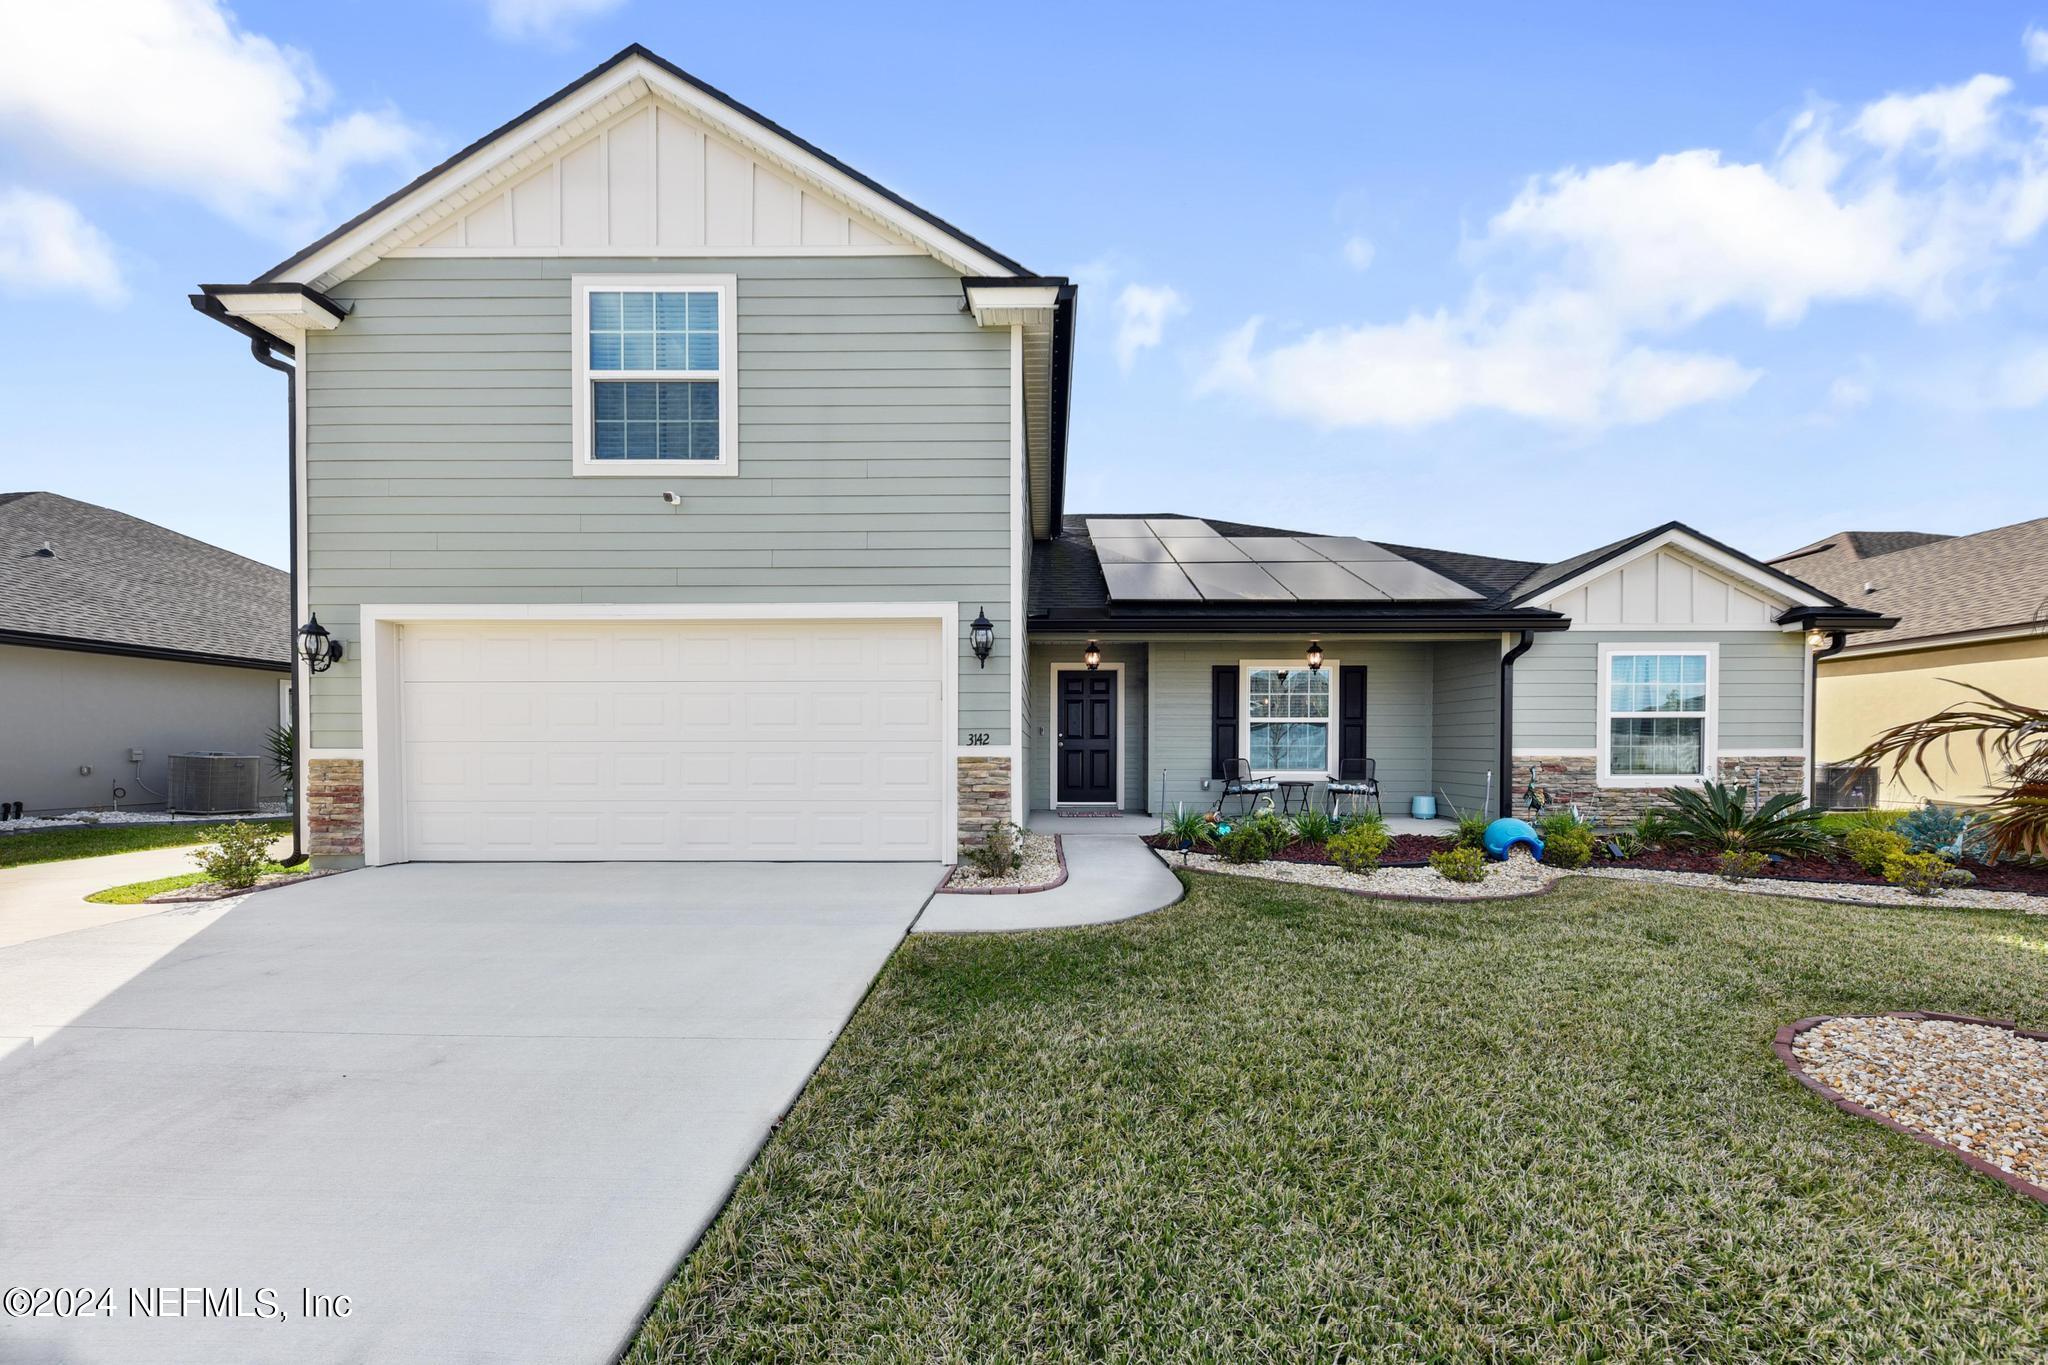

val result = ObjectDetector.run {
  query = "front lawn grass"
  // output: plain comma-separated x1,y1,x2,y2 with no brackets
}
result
630,872,2048,1361
85,859,307,904
0,818,291,869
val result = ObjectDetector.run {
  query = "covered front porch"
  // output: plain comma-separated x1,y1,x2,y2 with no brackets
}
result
1024,633,1512,824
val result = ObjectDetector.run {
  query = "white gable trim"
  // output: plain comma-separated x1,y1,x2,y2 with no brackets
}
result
271,54,1017,290
1520,528,1828,617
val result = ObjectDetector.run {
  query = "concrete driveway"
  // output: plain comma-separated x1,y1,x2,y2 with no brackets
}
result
0,861,939,1364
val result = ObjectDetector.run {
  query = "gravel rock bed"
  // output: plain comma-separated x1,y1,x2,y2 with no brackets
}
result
1787,1015,2048,1196
941,832,1064,893
1172,847,1561,900
1581,865,2048,914
0,805,290,835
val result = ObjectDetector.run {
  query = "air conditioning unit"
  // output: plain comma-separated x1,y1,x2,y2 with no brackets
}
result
1814,763,1878,811
168,753,261,815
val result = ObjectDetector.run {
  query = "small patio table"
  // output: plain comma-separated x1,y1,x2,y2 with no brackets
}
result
1276,780,1316,815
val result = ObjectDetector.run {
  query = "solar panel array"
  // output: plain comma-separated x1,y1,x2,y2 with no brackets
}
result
1085,518,1484,603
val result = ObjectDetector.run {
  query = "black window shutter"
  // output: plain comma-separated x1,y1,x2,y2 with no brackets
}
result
1338,665,1368,779
1210,666,1239,779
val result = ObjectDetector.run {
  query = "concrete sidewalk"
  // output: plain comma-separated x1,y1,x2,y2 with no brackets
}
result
0,838,292,950
915,829,1183,934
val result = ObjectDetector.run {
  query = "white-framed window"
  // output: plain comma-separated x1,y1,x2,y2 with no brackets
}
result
1241,660,1338,779
570,273,737,477
1597,643,1717,786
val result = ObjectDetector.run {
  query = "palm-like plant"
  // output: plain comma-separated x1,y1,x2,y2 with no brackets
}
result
1854,683,2048,861
267,723,295,801
1657,781,1830,857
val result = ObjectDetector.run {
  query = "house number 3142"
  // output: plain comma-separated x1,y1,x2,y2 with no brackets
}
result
963,732,991,745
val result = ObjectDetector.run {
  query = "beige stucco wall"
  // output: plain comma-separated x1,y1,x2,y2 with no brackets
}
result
1816,634,2048,806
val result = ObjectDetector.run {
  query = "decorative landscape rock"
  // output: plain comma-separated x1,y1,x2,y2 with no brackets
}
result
1779,1013,2048,1203
941,832,1065,894
1178,846,1561,901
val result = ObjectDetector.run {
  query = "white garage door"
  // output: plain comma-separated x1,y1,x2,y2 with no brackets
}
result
397,618,945,861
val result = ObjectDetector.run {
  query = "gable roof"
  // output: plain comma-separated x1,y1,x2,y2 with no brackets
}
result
1507,520,1842,611
254,45,1029,291
1768,515,2048,649
0,493,288,669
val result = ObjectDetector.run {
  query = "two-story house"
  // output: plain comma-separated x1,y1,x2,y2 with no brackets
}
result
197,46,1889,868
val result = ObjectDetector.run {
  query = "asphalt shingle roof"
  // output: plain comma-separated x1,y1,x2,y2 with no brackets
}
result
1769,516,2048,649
0,493,289,666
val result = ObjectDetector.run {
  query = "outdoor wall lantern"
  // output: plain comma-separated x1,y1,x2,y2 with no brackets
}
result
1083,640,1102,671
1305,639,1325,672
297,615,346,673
969,608,995,668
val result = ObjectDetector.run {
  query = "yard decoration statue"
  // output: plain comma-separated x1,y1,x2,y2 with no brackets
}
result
1523,768,1548,818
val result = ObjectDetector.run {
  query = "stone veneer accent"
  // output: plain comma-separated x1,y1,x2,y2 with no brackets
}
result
306,757,365,858
956,754,1012,848
1512,754,1807,827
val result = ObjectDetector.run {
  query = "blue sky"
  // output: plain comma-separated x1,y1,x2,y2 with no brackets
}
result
3,1,2047,569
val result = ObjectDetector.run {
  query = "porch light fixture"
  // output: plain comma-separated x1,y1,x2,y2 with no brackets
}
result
1305,639,1324,672
969,608,995,668
1082,640,1102,671
297,615,345,673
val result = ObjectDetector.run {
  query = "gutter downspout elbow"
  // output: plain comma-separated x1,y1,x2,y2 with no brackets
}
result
246,337,303,865
1807,629,1847,808
1498,630,1535,819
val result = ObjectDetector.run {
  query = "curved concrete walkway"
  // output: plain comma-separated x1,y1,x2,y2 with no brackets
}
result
914,830,1183,934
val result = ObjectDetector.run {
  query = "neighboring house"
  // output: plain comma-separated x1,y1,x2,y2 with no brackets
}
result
192,45,1886,866
1771,517,2048,807
0,492,289,815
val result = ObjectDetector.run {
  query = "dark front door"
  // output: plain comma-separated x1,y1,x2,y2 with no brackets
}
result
1056,670,1118,804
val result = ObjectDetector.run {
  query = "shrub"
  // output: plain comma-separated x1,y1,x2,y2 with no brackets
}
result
1881,849,1975,897
1450,808,1491,850
1327,822,1391,875
1818,807,1907,838
1718,850,1767,882
190,822,273,890
1215,812,1291,864
963,822,1026,878
1289,806,1339,845
1337,808,1387,835
1164,806,1214,850
1541,822,1595,870
1844,825,1910,876
1658,781,1830,857
1896,802,1992,862
1607,811,1672,860
1429,846,1486,883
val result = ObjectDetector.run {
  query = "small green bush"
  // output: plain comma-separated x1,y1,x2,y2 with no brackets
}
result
1164,807,1214,850
1844,825,1910,875
1541,822,1595,869
1327,822,1391,875
963,822,1025,878
1289,806,1339,845
1718,850,1767,882
1450,808,1491,850
1882,850,1973,897
189,822,273,890
1818,808,1907,837
1216,823,1268,864
1429,846,1486,883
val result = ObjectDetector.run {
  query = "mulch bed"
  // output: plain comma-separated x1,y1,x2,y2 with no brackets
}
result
1605,847,2048,896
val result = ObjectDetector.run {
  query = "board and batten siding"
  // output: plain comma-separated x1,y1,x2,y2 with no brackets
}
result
300,254,1012,750
1512,629,1806,752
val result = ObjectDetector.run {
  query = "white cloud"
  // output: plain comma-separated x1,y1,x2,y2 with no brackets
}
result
1114,283,1187,371
1826,375,1873,411
0,188,124,305
1206,67,2048,430
0,0,425,236
1987,344,2048,407
2026,24,2048,71
1851,74,2013,159
1341,235,1376,271
479,0,627,43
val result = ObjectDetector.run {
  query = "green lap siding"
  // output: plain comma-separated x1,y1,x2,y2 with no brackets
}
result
1512,630,1807,752
1430,640,1501,815
301,255,1012,749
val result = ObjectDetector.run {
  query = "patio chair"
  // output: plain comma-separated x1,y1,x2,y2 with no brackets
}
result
1326,759,1382,819
1213,757,1278,817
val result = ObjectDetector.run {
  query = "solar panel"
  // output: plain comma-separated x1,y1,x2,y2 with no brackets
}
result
1093,537,1173,564
1100,561,1202,601
1226,536,1324,561
1146,517,1218,537
1086,518,1155,540
1299,537,1401,562
1179,561,1292,600
1338,560,1483,601
1264,560,1392,601
1159,537,1249,563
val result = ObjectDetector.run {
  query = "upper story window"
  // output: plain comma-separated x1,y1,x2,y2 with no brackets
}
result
1243,663,1335,777
571,274,737,477
1600,646,1715,785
